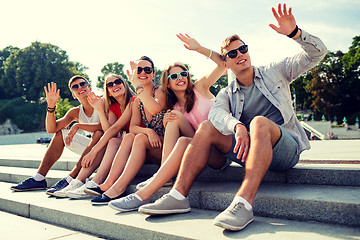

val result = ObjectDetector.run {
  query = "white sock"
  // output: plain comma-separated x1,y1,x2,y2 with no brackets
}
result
33,173,45,181
233,196,252,211
169,189,186,200
133,193,143,201
65,175,74,184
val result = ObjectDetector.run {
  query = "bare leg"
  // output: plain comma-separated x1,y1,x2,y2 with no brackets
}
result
98,133,135,191
104,133,162,198
67,130,103,179
137,137,192,201
90,137,122,184
162,111,194,163
75,132,110,182
37,131,65,176
235,116,281,205
172,120,233,196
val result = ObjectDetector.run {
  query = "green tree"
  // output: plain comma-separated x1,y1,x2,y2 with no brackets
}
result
341,35,360,118
96,62,127,90
0,46,20,99
1,42,88,102
55,97,75,119
210,74,228,96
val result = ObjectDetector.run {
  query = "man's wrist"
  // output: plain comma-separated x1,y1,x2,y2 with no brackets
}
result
234,122,245,132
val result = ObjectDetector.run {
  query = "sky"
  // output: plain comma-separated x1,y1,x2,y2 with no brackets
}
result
1,0,359,94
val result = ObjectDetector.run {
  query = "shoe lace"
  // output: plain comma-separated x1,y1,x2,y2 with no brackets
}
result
21,178,33,184
229,202,243,214
124,194,135,203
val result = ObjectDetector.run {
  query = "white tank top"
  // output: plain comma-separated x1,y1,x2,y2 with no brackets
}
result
78,105,100,124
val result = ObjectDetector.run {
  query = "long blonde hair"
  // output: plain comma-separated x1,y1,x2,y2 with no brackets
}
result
103,73,134,115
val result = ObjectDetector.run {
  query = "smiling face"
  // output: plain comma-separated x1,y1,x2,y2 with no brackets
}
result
223,40,251,74
70,78,90,99
137,59,155,85
106,75,125,98
167,66,188,92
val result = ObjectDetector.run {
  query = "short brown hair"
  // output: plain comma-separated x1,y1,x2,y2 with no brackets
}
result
68,75,88,90
220,34,245,60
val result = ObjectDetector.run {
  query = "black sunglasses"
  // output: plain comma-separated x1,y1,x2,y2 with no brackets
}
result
106,79,123,88
226,45,248,59
71,81,88,91
137,66,153,74
168,71,188,81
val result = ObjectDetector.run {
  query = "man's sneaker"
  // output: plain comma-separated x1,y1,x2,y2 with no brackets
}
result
138,193,190,215
67,180,98,199
10,177,47,192
108,194,150,212
46,177,69,196
136,174,173,190
84,186,104,197
213,202,254,231
52,179,83,198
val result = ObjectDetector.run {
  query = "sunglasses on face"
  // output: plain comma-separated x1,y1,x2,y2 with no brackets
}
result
226,45,248,59
167,71,188,81
106,79,123,88
137,66,153,74
71,81,88,91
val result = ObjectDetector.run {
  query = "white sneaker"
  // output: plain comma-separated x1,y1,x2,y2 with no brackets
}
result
52,179,83,198
67,179,98,199
136,174,173,190
136,175,155,190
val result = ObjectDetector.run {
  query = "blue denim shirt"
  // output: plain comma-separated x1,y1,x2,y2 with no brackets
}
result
209,30,327,154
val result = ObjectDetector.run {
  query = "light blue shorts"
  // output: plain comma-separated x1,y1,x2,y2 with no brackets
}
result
224,126,299,172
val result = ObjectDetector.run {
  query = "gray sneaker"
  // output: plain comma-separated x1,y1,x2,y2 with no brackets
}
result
138,193,191,215
108,193,150,212
213,202,254,231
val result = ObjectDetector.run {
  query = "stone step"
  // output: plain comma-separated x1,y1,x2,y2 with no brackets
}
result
2,158,360,187
1,182,359,240
2,165,359,226
0,211,105,240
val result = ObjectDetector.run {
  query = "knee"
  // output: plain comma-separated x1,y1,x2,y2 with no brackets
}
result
92,130,103,141
177,136,192,146
249,116,271,138
196,120,217,138
133,133,148,145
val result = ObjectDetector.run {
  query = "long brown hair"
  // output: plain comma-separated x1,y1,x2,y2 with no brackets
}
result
161,62,194,113
103,73,134,115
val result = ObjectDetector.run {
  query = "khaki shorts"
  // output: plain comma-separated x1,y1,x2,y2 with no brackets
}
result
61,129,90,155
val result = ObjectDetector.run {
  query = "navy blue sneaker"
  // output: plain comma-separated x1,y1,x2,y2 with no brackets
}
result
11,177,47,192
84,186,104,197
46,177,69,196
91,192,127,205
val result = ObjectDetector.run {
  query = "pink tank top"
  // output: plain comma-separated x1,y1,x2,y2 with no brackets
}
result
173,89,214,131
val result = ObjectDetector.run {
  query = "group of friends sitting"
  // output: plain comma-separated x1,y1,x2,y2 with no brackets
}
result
10,3,327,232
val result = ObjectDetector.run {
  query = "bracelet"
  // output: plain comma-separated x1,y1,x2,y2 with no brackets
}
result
47,106,56,113
287,25,299,38
207,49,213,59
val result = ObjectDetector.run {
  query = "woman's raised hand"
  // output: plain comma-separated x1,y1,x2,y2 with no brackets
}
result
176,33,201,51
87,92,104,112
126,61,140,88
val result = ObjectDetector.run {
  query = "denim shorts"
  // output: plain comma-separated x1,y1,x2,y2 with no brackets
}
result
223,126,299,172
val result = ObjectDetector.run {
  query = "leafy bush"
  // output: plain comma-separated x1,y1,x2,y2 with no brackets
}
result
0,97,45,132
